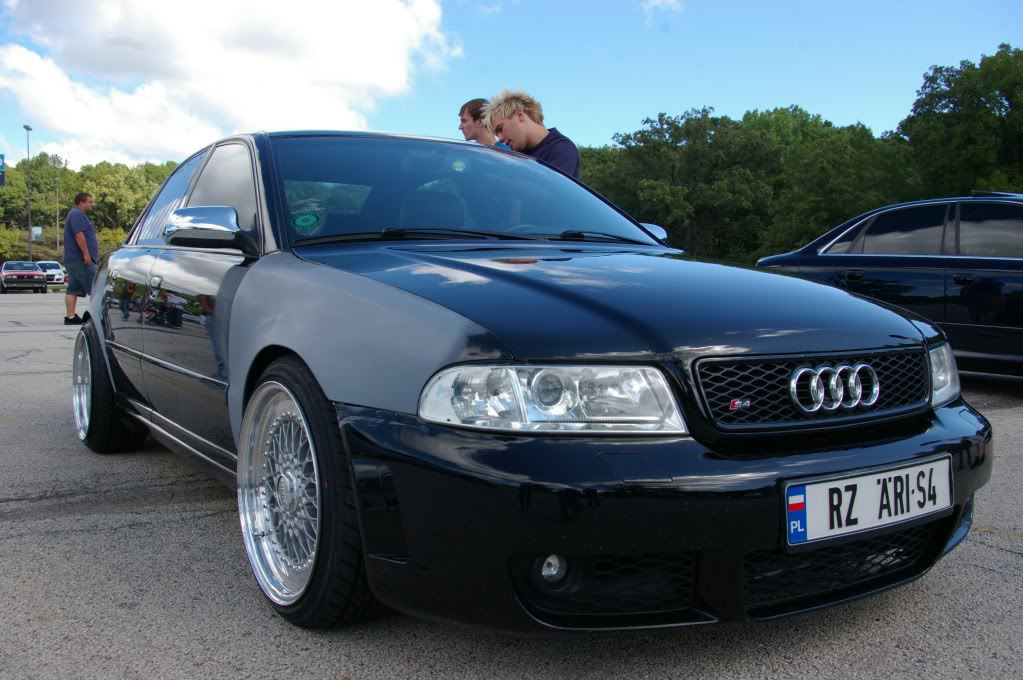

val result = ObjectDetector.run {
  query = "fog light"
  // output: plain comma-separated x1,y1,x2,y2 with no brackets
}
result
540,554,567,583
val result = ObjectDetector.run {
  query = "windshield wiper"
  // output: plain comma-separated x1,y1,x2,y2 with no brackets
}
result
381,227,540,240
554,230,652,245
293,228,542,246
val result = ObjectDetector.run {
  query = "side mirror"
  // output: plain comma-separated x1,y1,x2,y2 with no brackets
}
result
163,206,259,257
640,222,671,247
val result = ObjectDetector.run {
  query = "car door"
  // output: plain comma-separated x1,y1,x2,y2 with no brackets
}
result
101,151,208,407
141,141,260,465
943,201,1023,367
835,203,951,323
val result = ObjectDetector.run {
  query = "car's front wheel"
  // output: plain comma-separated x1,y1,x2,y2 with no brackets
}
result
72,320,148,453
237,357,378,627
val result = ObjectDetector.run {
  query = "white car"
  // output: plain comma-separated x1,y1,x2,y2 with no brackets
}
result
36,261,66,285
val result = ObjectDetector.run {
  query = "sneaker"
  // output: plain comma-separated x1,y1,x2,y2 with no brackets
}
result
64,315,83,325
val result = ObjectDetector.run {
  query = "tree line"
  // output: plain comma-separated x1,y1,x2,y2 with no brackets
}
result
1,43,1019,265
581,43,1020,264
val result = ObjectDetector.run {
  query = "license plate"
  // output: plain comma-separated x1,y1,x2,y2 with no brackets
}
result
785,457,952,545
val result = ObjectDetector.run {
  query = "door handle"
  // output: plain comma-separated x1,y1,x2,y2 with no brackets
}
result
953,274,976,286
844,270,864,282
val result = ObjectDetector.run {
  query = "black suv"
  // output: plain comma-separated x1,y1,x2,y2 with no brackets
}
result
758,193,1023,375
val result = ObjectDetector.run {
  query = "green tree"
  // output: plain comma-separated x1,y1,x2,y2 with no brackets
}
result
898,43,1023,195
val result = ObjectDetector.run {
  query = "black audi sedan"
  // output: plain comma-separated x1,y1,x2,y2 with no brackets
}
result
71,132,991,634
757,194,1023,376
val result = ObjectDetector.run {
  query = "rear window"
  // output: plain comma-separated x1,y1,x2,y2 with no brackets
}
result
959,202,1023,258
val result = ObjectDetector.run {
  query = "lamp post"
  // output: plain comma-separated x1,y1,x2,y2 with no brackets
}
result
23,124,32,261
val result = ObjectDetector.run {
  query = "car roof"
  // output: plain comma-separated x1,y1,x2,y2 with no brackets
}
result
800,193,1023,252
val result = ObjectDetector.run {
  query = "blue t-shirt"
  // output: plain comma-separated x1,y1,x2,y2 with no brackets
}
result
64,207,99,264
526,127,579,178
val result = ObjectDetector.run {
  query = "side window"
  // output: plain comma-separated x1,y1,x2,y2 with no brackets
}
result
959,203,1023,258
135,151,208,244
187,143,259,231
822,219,867,254
861,205,947,255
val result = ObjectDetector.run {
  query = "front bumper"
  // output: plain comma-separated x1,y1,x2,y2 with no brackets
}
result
339,399,991,635
2,277,46,288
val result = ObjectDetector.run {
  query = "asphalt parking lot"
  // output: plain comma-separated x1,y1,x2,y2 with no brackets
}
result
1,293,1020,680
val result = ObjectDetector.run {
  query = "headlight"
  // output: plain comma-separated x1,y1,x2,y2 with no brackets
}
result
928,343,960,408
419,365,687,434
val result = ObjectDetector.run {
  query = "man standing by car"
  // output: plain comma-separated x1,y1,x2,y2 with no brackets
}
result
63,192,98,325
485,90,579,177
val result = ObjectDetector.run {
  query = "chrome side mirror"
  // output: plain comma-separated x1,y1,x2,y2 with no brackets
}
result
640,222,671,247
163,206,259,257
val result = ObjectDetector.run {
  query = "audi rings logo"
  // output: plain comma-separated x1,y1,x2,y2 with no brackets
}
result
788,363,880,413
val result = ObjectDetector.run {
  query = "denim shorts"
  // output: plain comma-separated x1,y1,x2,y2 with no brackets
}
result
65,261,97,297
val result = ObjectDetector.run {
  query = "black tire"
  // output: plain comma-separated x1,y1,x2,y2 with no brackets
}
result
236,356,379,627
0,283,7,294
72,319,148,453
41,286,48,294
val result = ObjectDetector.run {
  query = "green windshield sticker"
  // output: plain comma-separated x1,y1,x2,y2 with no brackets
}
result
293,212,320,229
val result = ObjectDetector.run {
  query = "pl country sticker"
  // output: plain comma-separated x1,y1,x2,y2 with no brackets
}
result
292,212,320,235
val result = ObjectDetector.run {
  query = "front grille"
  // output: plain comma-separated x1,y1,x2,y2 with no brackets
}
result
743,521,941,612
516,553,695,618
696,349,929,430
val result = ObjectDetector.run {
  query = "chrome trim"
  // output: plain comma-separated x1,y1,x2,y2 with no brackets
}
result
139,351,228,387
107,340,144,359
816,216,871,255
126,403,236,476
144,405,238,462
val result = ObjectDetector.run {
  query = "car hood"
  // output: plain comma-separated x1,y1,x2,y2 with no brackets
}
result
297,243,927,361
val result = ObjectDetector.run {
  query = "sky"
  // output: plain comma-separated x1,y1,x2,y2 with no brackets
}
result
0,0,1018,170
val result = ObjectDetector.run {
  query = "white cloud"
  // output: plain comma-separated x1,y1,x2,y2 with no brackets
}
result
641,0,682,20
0,0,462,167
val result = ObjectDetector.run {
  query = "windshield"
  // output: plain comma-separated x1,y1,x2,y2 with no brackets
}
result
271,136,657,245
3,262,40,271
38,262,60,270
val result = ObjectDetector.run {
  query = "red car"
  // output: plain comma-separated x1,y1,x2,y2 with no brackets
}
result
0,261,48,294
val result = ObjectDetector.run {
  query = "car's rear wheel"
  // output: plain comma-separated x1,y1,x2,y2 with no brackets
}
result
237,357,378,627
72,320,147,453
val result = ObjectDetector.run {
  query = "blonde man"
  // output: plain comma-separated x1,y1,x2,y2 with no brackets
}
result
485,90,579,177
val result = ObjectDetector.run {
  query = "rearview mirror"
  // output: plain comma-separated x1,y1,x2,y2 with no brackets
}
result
163,206,259,257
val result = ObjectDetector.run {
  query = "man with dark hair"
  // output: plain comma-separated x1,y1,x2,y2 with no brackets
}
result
62,192,98,325
458,98,509,149
485,89,579,177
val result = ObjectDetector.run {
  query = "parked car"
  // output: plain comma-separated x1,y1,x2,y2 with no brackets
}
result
36,260,66,285
70,132,991,635
758,193,1023,375
0,260,47,293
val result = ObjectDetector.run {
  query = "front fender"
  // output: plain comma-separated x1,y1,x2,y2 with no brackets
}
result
227,251,513,441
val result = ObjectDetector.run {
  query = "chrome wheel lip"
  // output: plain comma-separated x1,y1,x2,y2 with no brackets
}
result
237,380,322,606
72,330,91,441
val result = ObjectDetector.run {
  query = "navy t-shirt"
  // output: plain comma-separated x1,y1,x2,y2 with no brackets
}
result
526,127,579,178
64,207,99,264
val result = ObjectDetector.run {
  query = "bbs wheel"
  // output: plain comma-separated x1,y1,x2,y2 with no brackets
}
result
72,320,147,453
237,356,377,627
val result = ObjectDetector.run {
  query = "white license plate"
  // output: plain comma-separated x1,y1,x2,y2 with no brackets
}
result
785,457,952,545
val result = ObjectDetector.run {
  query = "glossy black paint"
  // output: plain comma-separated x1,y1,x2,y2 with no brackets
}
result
299,243,928,361
758,196,1023,375
341,399,990,633
82,131,996,634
